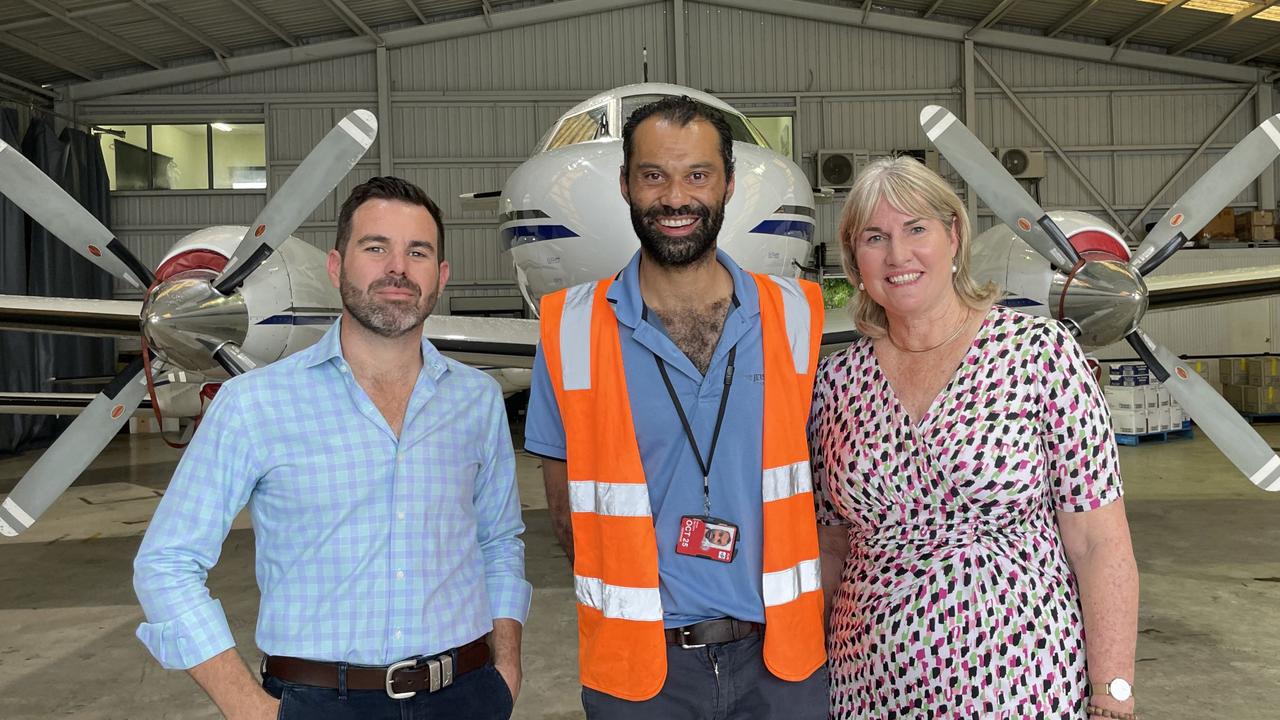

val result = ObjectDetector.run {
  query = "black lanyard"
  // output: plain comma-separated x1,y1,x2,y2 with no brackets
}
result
642,301,737,516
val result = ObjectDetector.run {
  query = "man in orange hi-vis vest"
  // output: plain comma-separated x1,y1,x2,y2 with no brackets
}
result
524,96,829,719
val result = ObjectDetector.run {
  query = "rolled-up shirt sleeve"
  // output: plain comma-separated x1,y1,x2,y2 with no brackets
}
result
474,384,532,624
133,386,259,669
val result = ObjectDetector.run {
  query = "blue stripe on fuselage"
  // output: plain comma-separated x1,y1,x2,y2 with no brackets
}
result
749,219,814,241
998,297,1043,308
256,314,340,326
502,224,580,250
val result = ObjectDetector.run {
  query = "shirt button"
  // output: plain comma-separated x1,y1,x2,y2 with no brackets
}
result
397,511,405,520
396,570,405,579
394,629,402,639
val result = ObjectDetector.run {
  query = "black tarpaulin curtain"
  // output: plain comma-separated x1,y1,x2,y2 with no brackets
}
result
0,113,116,453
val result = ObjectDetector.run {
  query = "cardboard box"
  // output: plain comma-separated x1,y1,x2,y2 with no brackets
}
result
1200,208,1236,239
1240,385,1280,414
1154,407,1173,432
1223,383,1244,410
1235,210,1275,229
1238,224,1276,242
1155,387,1171,407
1105,386,1145,411
1112,410,1147,435
1185,359,1214,380
1247,357,1280,386
1220,358,1249,385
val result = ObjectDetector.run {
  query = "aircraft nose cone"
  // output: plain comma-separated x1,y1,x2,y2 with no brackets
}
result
1052,259,1148,348
142,275,249,372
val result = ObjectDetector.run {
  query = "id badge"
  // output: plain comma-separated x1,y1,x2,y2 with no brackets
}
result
674,515,739,564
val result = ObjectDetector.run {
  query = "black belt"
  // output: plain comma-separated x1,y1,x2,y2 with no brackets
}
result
262,636,490,699
664,618,763,648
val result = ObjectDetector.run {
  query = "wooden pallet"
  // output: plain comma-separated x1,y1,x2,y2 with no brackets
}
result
1115,423,1194,446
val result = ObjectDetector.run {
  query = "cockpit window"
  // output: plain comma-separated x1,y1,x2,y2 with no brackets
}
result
544,105,609,151
619,94,765,147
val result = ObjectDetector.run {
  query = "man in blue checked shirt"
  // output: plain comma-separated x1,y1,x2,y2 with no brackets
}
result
133,176,531,720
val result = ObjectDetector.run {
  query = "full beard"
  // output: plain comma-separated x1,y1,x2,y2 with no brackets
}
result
340,273,438,338
629,197,727,269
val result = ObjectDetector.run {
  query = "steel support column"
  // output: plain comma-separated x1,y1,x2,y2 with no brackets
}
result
1258,82,1276,211
674,0,686,86
376,45,392,176
963,39,977,222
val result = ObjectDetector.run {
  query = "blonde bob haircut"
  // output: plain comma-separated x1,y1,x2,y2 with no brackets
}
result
837,155,998,338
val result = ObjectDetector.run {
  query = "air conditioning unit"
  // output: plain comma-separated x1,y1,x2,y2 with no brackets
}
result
816,149,869,189
994,147,1046,179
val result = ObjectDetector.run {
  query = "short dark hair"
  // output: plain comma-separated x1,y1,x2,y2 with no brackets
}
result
335,176,444,259
621,95,735,179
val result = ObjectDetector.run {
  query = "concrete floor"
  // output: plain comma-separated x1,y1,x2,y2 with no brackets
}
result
1,423,1278,719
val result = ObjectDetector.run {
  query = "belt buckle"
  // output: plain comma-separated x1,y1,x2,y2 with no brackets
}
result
385,658,418,700
677,628,706,650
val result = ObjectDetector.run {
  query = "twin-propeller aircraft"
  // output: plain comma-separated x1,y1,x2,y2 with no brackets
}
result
1,83,1279,536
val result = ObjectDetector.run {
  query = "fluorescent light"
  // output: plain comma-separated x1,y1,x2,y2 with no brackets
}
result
211,122,233,132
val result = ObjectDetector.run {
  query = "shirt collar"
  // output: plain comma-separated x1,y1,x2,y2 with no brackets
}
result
300,316,449,381
605,247,760,329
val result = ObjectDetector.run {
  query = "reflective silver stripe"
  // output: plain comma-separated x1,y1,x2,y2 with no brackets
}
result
559,281,598,391
769,276,811,374
2,497,33,528
568,480,653,517
575,575,663,621
1251,455,1280,491
762,558,821,608
761,462,812,503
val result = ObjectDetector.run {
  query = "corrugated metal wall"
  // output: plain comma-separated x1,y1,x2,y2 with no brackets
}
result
74,0,1279,356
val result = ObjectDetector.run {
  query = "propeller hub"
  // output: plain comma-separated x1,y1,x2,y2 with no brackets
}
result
142,270,249,373
1050,258,1148,348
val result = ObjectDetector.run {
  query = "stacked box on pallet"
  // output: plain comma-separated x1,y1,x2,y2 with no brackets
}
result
1105,362,1152,435
1235,210,1276,242
1221,356,1280,415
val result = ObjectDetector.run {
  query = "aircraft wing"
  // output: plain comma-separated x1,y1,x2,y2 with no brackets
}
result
423,314,539,369
1145,264,1280,312
0,294,141,338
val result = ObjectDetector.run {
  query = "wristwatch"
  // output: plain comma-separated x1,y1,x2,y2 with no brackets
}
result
1089,677,1133,702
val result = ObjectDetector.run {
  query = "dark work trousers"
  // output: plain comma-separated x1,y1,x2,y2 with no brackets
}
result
581,634,830,720
263,662,514,720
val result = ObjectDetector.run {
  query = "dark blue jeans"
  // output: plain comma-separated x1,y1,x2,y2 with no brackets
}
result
263,662,514,720
581,634,829,720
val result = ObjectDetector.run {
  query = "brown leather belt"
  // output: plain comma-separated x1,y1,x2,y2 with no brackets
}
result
664,618,763,648
263,636,490,699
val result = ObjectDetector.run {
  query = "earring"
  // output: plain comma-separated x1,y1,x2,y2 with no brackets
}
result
952,262,958,274
857,281,864,291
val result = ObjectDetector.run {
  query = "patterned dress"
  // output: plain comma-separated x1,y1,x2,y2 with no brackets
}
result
809,306,1122,720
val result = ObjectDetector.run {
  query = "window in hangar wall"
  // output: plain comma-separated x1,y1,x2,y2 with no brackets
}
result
746,115,794,160
98,122,265,191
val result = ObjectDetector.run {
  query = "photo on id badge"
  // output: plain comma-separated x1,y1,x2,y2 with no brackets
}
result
676,515,739,563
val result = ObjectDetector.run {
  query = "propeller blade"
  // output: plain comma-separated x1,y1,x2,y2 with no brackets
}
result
918,105,1082,272
0,140,152,289
1131,113,1280,276
0,358,150,536
1126,330,1280,491
212,341,261,376
213,109,377,294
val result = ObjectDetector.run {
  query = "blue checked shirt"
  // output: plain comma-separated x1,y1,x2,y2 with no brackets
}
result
133,319,531,669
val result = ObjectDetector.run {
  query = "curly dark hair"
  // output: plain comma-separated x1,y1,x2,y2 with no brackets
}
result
621,95,735,179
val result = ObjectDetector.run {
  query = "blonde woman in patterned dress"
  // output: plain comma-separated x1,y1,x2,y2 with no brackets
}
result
809,156,1138,719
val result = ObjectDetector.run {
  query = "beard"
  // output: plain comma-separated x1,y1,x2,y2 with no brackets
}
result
629,195,727,268
339,272,438,338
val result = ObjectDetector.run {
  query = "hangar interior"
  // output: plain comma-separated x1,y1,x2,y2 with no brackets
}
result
1,1,1279,719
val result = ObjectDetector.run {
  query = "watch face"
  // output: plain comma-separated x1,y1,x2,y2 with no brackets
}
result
1110,678,1132,701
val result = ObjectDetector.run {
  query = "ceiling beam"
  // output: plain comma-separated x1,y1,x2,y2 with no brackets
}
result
972,0,1024,31
67,0,658,101
1108,0,1190,47
706,0,1262,83
480,0,494,28
223,0,298,47
922,0,945,19
322,0,383,44
401,0,427,25
131,0,231,59
1046,0,1102,38
22,0,164,69
0,28,99,80
1171,0,1279,57
1232,33,1280,64
0,0,181,33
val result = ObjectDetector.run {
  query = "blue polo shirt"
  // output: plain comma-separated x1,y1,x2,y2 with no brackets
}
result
525,249,767,628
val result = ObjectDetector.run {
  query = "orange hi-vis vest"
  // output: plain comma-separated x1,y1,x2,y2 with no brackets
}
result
540,272,827,701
